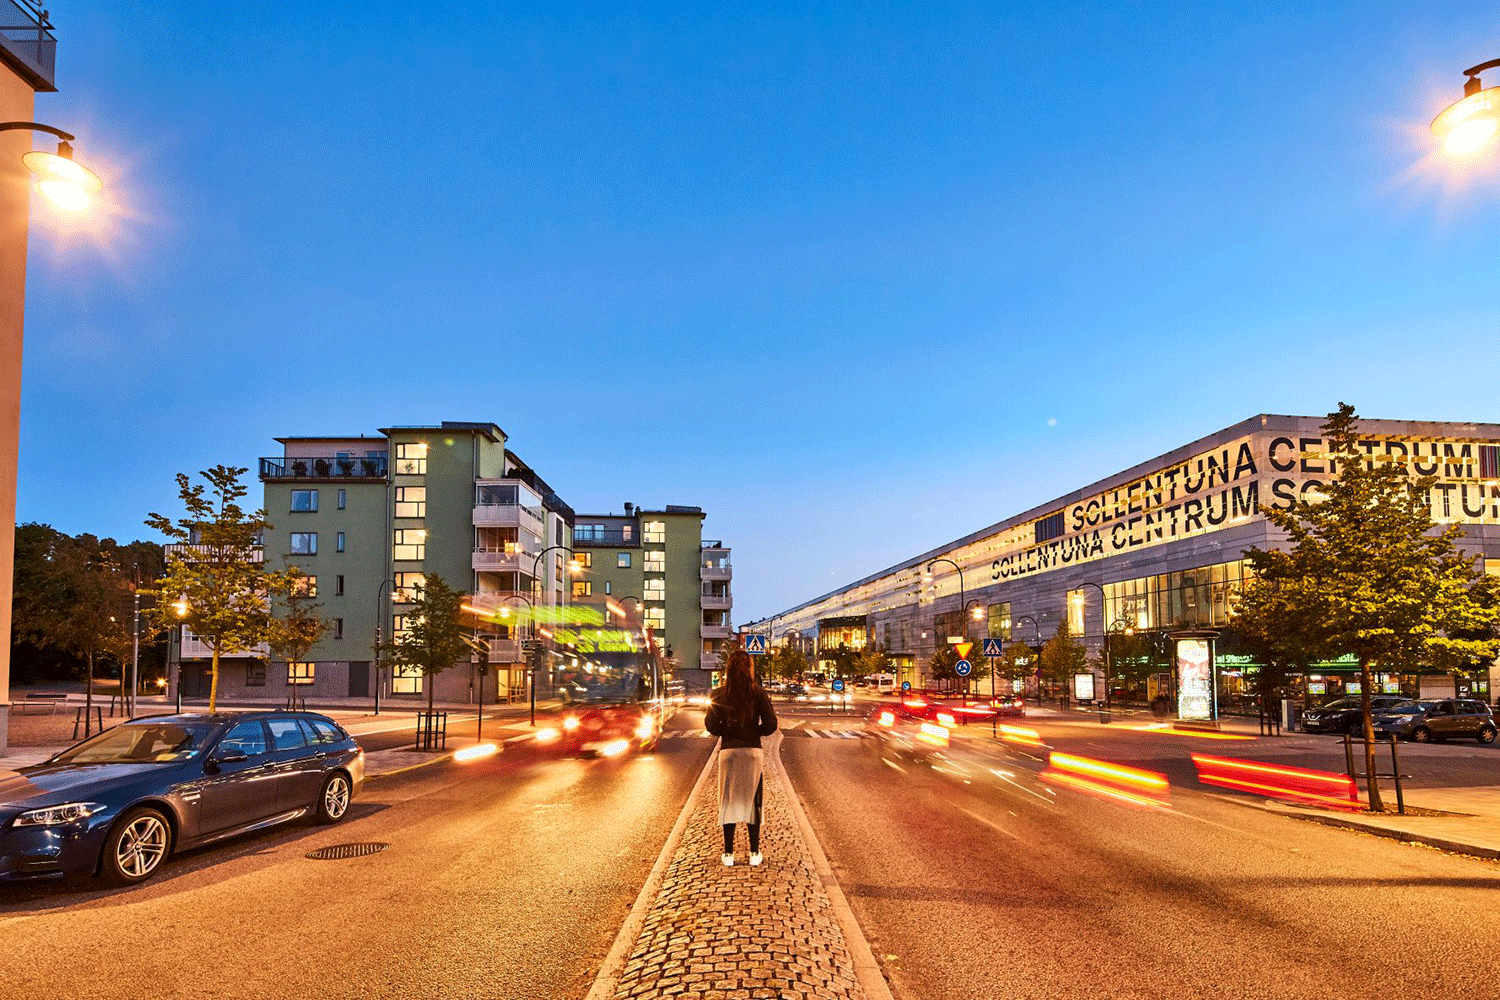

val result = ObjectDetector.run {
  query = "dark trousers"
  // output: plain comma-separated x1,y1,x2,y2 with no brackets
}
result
722,777,764,853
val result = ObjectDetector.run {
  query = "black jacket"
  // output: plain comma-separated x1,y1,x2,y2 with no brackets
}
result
704,687,778,749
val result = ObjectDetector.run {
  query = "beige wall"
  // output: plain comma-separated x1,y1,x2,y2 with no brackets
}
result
0,68,37,752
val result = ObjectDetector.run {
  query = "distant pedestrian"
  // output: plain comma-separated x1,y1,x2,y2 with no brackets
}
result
704,649,778,867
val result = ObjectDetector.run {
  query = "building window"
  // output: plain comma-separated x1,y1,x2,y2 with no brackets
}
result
333,618,343,640
644,550,666,573
556,520,563,544
617,552,631,568
395,442,428,475
292,575,317,597
575,552,593,569
1035,510,1065,545
645,608,666,632
395,486,426,518
287,662,315,686
393,529,426,561
290,532,317,555
336,531,346,553
394,573,426,603
391,664,421,694
291,489,318,512
644,578,666,599
987,602,1012,640
245,662,266,687
604,581,611,595
393,614,412,641
335,574,345,596
644,521,666,544
337,488,346,510
572,581,593,598
575,524,603,542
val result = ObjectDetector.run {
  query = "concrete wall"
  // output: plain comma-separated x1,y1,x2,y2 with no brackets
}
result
0,66,37,753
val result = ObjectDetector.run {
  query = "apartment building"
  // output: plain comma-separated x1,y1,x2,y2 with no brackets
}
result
169,422,574,706
570,504,732,692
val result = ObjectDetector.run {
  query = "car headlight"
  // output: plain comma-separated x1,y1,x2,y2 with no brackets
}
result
562,716,580,731
13,802,106,827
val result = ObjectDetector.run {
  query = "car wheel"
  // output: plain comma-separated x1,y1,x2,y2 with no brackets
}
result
1478,725,1497,745
314,771,352,824
101,806,172,886
1412,726,1433,743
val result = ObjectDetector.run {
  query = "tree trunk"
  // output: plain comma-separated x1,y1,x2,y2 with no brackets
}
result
1360,658,1383,812
209,647,221,714
84,649,95,736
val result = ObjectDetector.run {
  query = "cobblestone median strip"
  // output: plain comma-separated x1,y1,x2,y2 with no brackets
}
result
604,734,871,1000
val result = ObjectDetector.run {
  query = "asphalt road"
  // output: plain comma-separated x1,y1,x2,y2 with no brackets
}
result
0,710,715,1000
783,720,1500,1000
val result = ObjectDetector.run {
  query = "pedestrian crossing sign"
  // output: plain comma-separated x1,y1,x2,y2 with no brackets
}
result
982,638,1003,657
744,633,767,655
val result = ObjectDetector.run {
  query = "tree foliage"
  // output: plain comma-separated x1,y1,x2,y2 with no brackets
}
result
762,642,808,682
380,574,484,713
143,466,300,712
266,563,329,684
927,643,990,688
1243,403,1500,809
1038,621,1088,697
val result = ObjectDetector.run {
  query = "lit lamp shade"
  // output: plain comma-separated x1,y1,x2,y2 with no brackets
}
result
1431,85,1500,155
21,149,102,210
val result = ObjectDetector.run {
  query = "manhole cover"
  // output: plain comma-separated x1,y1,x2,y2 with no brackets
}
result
305,842,389,861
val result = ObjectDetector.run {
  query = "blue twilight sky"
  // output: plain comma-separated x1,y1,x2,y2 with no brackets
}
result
16,4,1500,620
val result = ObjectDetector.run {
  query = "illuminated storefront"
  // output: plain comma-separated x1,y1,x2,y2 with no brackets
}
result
769,414,1500,704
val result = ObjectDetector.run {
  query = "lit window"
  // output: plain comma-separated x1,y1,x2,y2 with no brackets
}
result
575,552,593,569
643,521,666,544
287,662,315,686
395,486,426,518
645,608,666,631
291,489,318,513
572,581,593,598
644,578,665,599
393,573,426,603
291,575,317,598
391,664,422,694
644,550,666,573
393,529,426,561
617,552,631,568
395,442,428,476
290,532,318,555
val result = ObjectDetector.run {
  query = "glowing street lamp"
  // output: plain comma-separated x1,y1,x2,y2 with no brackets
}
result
1,122,102,211
1431,59,1500,156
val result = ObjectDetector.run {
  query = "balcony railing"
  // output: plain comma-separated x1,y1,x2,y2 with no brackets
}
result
700,623,732,639
260,455,387,481
702,540,728,550
701,590,732,610
573,529,639,547
472,547,538,572
181,634,269,660
701,563,731,580
0,1,56,90
473,504,544,530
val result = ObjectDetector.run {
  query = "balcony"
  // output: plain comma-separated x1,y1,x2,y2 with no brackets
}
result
260,455,387,481
701,589,732,610
481,639,523,663
0,1,56,91
180,634,268,661
700,623,732,640
472,546,538,573
473,503,544,531
701,562,731,581
574,529,639,548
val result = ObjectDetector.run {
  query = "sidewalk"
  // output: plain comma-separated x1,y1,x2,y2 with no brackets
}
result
593,734,884,1000
1259,785,1500,859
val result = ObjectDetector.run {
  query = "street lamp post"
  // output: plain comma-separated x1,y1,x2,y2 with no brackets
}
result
1013,614,1041,703
170,599,188,713
924,559,965,702
490,594,537,725
372,577,393,716
1431,59,1500,155
0,122,103,211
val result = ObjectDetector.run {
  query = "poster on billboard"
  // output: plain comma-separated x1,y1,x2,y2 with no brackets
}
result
1176,637,1215,721
1073,672,1095,702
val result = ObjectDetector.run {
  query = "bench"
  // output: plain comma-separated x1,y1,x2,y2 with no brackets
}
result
8,693,70,714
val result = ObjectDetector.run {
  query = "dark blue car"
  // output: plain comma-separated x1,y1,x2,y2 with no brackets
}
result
0,711,365,886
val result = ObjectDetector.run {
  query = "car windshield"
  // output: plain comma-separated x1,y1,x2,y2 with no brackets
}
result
52,722,217,764
1320,698,1360,711
571,670,651,704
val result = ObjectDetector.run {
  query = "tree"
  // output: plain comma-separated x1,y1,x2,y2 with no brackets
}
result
381,574,484,714
1104,625,1156,700
764,643,808,682
1250,403,1500,810
996,640,1037,693
853,646,892,680
266,564,329,692
143,466,299,713
1038,621,1088,702
1230,550,1327,711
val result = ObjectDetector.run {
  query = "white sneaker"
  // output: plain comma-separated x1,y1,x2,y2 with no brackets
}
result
721,853,734,867
749,852,763,867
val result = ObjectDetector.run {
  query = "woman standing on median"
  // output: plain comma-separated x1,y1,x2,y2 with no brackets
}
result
704,649,778,867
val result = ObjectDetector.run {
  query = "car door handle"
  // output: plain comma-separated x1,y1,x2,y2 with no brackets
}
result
312,751,328,758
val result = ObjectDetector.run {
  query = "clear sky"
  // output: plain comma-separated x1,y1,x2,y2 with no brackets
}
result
17,3,1500,620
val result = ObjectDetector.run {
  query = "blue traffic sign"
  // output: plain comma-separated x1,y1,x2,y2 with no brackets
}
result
744,634,767,655
981,638,1004,657
955,658,972,677
901,680,911,691
831,678,845,692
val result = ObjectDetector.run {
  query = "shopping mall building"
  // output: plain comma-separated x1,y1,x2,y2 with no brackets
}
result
765,414,1500,709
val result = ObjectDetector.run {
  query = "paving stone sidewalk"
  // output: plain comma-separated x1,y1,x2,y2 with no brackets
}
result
611,734,867,1000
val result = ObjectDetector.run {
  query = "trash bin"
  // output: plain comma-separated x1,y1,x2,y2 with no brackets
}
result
1098,703,1112,724
1281,699,1301,732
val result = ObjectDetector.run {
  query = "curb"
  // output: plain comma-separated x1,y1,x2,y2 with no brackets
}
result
1217,793,1500,860
776,736,897,1000
364,749,457,780
582,736,721,1000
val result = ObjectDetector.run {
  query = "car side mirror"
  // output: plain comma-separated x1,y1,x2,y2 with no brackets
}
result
209,750,248,771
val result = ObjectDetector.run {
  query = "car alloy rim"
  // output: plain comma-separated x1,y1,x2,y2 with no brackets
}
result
117,815,168,878
325,776,350,818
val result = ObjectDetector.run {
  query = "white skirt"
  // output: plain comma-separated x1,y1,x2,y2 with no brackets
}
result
718,747,764,825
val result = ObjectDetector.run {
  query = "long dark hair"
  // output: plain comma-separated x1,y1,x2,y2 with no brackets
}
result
720,649,759,728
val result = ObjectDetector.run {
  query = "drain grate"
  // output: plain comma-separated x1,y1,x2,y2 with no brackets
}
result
306,842,389,861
